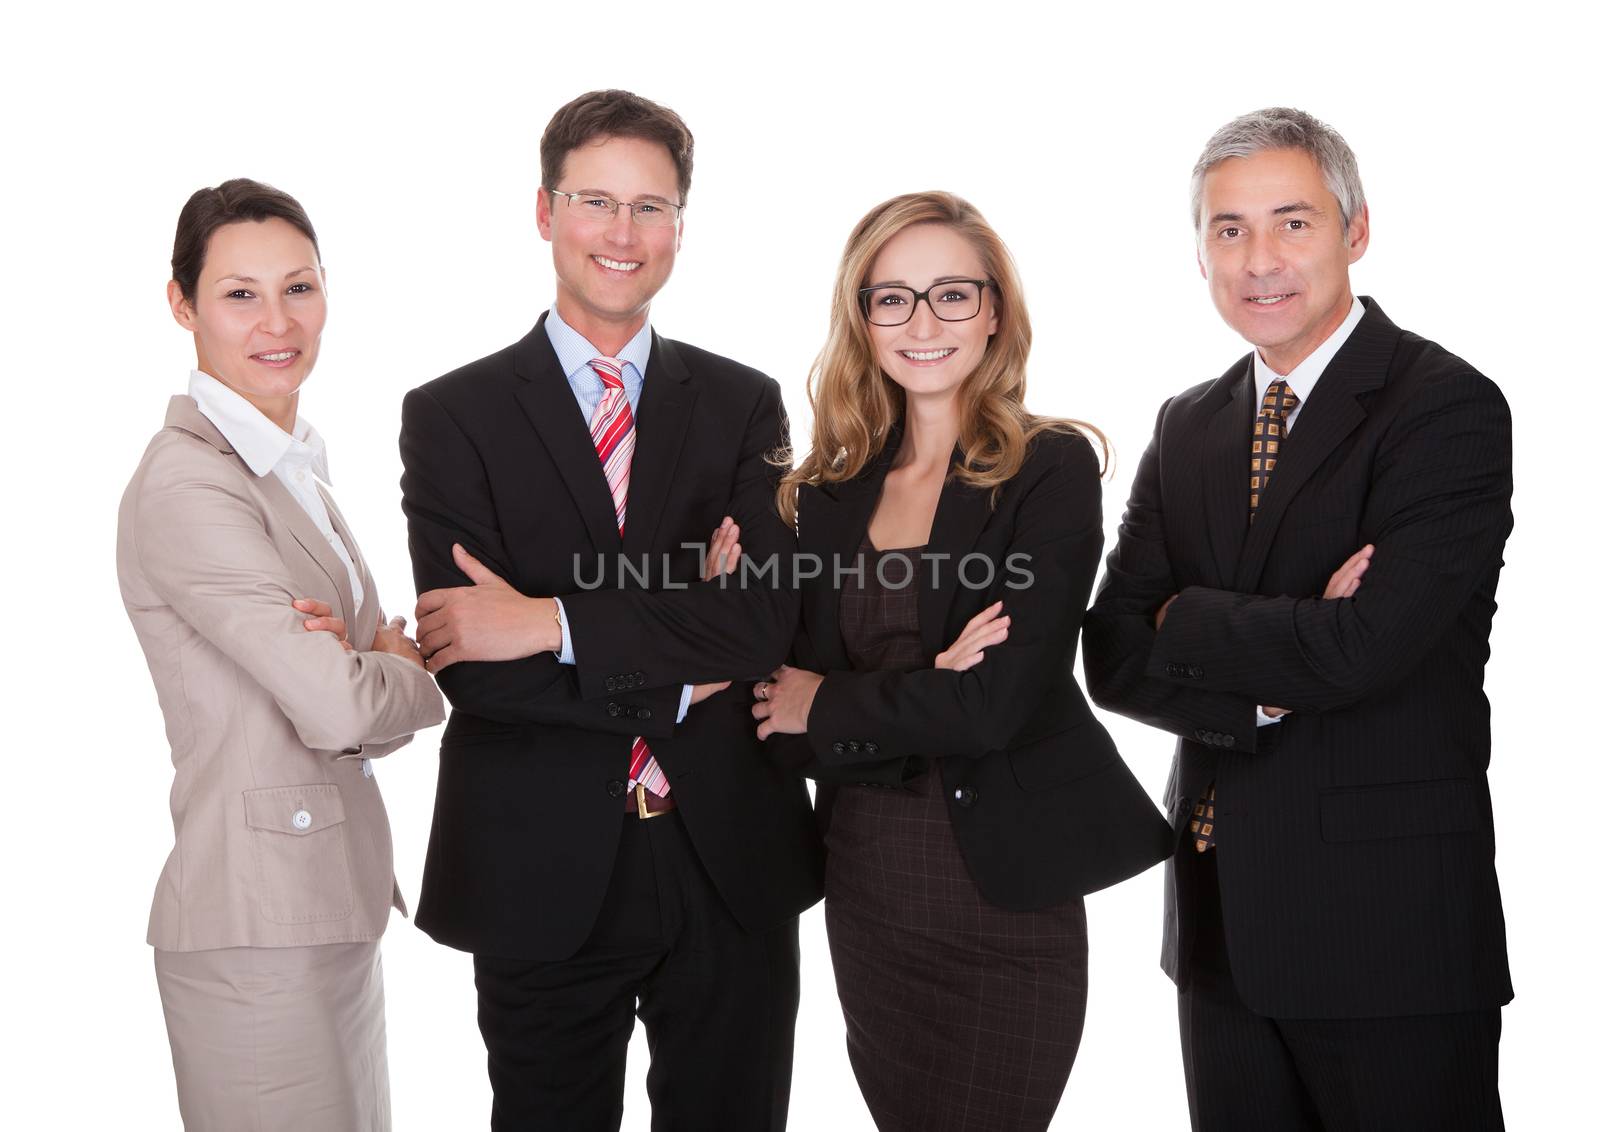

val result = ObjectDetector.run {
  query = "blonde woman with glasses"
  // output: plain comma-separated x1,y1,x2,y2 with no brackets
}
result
750,192,1171,1130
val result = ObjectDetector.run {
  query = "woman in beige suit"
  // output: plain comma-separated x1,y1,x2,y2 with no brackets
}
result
117,179,445,1132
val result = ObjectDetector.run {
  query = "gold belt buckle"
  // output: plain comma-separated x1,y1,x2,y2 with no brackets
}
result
635,783,665,820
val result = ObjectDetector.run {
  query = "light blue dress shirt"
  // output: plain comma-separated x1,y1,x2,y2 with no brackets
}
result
543,305,692,723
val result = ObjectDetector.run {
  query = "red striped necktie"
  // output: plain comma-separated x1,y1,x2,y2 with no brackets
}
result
587,357,669,798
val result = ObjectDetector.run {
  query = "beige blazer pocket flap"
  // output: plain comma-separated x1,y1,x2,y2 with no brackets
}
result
244,783,349,835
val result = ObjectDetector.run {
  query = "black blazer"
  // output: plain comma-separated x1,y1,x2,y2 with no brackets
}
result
399,314,822,961
1084,298,1514,1019
778,425,1171,912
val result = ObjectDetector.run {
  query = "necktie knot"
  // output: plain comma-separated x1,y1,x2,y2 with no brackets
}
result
1260,378,1299,422
588,357,626,391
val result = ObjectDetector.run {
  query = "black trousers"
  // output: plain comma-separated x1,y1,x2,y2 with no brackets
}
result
1177,847,1503,1132
473,810,801,1132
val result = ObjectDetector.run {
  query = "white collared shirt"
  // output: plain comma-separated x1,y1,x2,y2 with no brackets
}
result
1252,297,1366,428
187,370,365,614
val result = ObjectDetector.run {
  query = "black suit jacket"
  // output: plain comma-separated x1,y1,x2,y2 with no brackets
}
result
1084,298,1514,1019
777,426,1172,911
399,314,822,960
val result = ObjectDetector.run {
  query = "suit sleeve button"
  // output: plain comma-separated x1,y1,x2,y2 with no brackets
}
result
637,708,652,721
605,677,618,692
847,740,862,755
606,779,626,798
864,742,879,755
607,702,622,718
954,786,978,808
832,742,846,756
1222,734,1235,748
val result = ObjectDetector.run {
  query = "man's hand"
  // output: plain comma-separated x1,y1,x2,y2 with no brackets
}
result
751,664,822,740
415,544,561,673
294,597,351,651
1259,545,1376,717
372,615,426,670
935,601,1009,671
702,516,741,581
1155,593,1178,631
691,681,731,705
1324,544,1374,599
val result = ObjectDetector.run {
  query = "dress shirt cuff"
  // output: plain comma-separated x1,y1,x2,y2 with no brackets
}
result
1256,706,1287,727
554,597,575,665
676,684,693,724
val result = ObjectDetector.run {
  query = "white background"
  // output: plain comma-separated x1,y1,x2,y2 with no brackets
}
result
5,2,1595,1128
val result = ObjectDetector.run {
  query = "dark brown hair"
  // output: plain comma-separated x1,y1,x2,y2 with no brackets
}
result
539,90,694,203
170,178,320,303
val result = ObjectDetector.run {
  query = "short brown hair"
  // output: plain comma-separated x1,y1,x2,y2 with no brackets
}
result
171,178,319,303
539,90,694,203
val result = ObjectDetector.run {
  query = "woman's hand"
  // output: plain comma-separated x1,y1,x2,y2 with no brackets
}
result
372,615,426,670
294,597,351,651
935,601,1009,671
702,516,741,581
751,665,822,740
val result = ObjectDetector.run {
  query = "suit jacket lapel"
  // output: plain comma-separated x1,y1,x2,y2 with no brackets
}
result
317,485,379,644
623,333,696,555
1235,297,1399,591
805,430,900,671
163,395,357,623
511,315,623,556
918,466,993,663
1201,357,1254,589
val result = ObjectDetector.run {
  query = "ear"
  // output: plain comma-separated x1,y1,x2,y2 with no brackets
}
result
1345,204,1371,265
535,188,554,242
1196,246,1209,281
674,212,684,253
167,279,198,331
985,289,1000,336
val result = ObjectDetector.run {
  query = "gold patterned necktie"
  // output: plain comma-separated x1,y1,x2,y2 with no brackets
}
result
1192,377,1302,853
1250,377,1299,521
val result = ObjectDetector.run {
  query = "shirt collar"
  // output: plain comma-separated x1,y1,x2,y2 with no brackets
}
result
544,303,652,383
187,369,326,480
1254,296,1366,407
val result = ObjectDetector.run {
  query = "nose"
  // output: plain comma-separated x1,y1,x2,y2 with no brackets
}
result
603,205,639,246
260,294,292,337
903,296,941,339
1244,231,1284,278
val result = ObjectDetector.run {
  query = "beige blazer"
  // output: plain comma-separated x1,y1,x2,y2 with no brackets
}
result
118,396,445,952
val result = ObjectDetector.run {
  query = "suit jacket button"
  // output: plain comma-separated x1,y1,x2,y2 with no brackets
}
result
637,708,652,721
832,742,846,755
954,786,978,808
1221,734,1235,748
606,779,626,798
607,702,622,717
1178,796,1192,813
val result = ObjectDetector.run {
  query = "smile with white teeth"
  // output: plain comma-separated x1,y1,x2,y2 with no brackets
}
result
254,350,298,361
593,255,642,272
1246,294,1294,305
900,348,957,361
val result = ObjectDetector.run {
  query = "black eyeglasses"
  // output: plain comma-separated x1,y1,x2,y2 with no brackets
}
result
857,279,995,326
546,189,684,228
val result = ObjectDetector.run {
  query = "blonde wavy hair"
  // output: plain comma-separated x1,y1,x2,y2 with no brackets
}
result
777,191,1106,526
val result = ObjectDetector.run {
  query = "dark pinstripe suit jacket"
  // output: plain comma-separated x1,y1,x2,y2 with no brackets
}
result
1084,298,1514,1019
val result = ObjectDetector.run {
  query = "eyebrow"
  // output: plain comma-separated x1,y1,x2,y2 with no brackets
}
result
214,267,318,285
572,188,677,204
866,275,980,287
1208,201,1323,226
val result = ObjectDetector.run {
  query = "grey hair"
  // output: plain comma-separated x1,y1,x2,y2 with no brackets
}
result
1190,107,1366,235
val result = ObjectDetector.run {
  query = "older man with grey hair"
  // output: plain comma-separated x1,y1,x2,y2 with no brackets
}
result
1085,107,1512,1131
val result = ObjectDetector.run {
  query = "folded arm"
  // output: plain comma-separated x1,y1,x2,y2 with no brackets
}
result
133,456,444,753
1148,374,1513,711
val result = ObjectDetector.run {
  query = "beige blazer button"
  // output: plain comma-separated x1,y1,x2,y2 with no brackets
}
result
362,758,374,779
291,809,313,831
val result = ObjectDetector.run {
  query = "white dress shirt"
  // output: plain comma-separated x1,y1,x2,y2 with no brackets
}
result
1248,297,1364,727
187,369,365,614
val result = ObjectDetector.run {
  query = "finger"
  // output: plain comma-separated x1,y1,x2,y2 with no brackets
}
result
954,650,985,671
388,616,407,632
341,640,354,652
452,543,504,587
415,588,452,617
425,646,460,673
756,720,773,741
416,611,450,641
293,598,333,617
751,701,772,721
418,626,451,657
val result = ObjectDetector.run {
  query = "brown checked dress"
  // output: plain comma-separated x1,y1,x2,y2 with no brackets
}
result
824,538,1090,1132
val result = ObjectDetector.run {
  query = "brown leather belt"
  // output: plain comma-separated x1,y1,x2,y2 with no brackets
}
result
624,783,677,819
